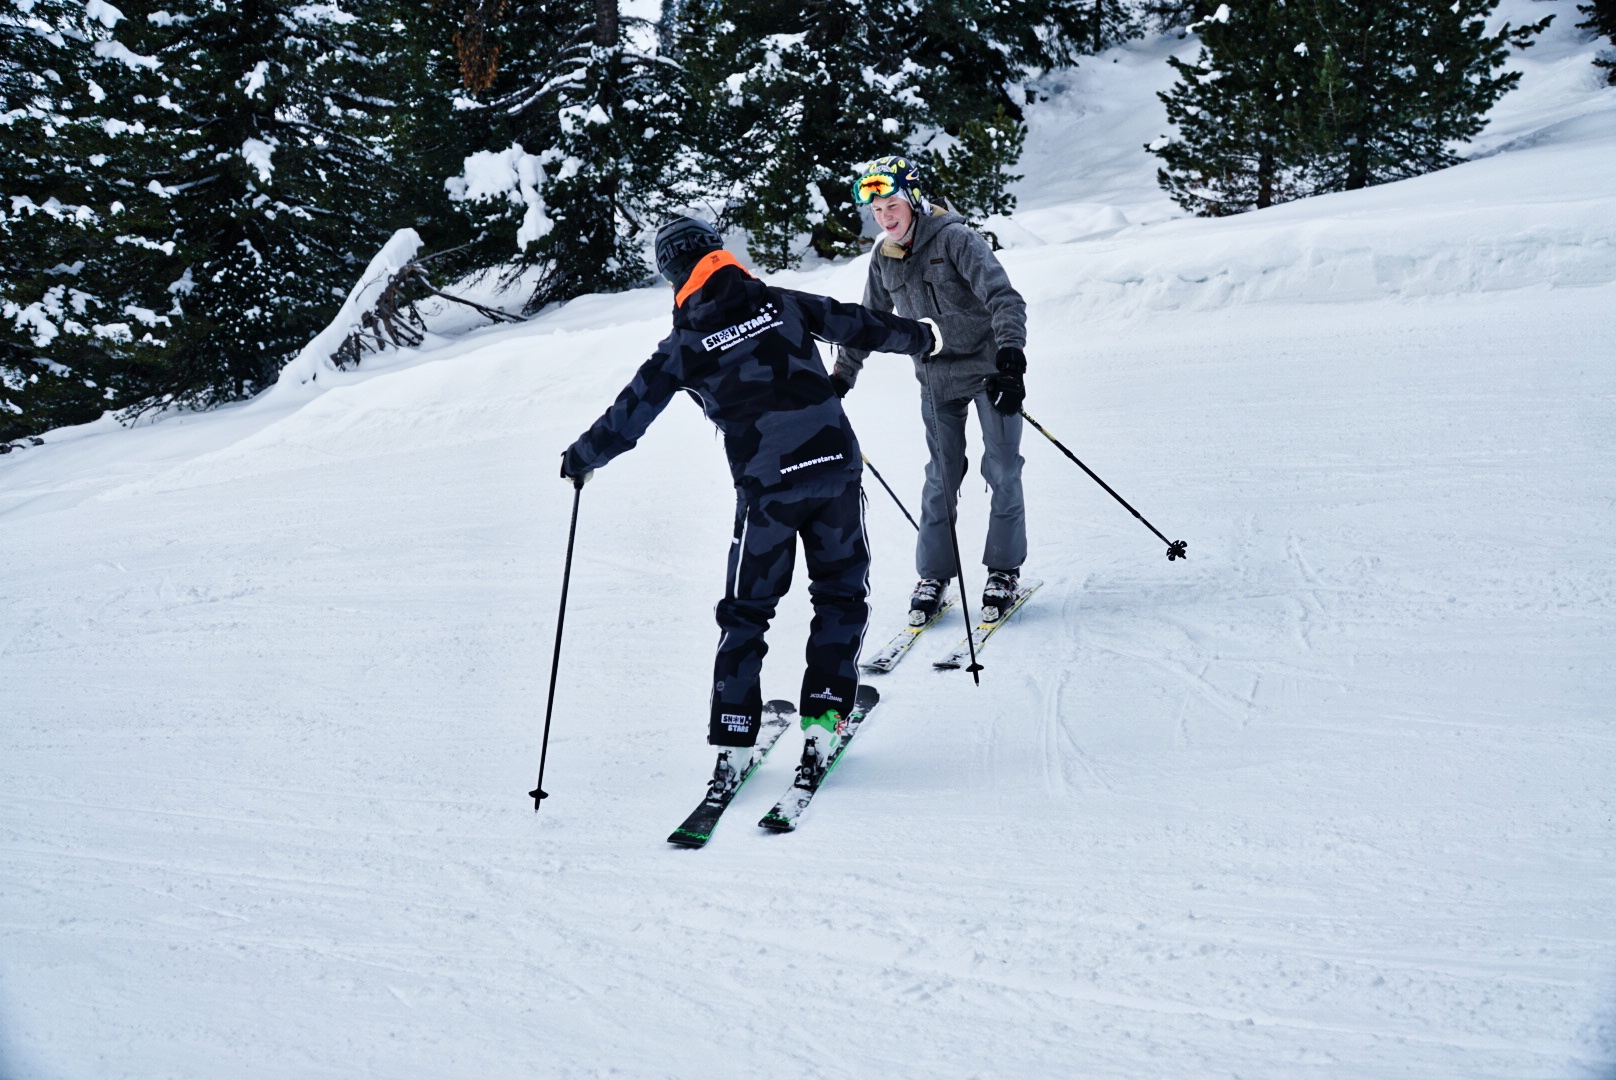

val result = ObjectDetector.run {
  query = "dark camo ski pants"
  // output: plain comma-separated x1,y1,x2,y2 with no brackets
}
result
709,478,869,747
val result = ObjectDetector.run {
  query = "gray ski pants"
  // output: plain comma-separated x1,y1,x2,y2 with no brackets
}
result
916,368,1027,580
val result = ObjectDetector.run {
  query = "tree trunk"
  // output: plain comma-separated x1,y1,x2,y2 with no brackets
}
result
595,0,618,47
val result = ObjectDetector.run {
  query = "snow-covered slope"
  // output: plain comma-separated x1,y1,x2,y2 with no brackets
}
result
3,4,1614,1077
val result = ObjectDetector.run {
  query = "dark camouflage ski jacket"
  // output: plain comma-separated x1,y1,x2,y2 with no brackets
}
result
562,252,933,498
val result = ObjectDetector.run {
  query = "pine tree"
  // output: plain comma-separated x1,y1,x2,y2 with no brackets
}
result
924,105,1027,227
1150,1,1316,215
1579,0,1616,84
671,0,916,269
1138,0,1217,33
674,0,1095,269
1071,0,1144,53
902,0,1093,223
1,0,174,440
1150,0,1551,216
104,0,403,409
435,0,688,309
1299,0,1552,191
354,0,486,266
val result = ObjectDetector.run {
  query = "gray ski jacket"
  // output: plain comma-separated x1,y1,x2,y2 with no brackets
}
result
835,209,1027,391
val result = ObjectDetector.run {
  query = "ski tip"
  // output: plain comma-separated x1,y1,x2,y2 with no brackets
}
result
667,830,711,848
758,815,796,833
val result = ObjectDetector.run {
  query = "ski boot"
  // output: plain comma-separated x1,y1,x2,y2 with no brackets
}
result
797,710,845,785
707,744,756,800
908,577,949,627
980,568,1020,623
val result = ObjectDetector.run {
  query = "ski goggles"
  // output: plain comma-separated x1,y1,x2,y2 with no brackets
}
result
853,169,901,204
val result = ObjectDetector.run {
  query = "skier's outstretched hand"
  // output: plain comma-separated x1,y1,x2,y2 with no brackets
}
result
559,451,593,488
919,317,944,357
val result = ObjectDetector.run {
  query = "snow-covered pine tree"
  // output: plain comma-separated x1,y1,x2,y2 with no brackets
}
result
901,0,1095,226
670,0,919,269
1578,0,1616,84
674,0,1092,268
1150,1,1317,215
1,0,173,440
521,0,690,309
1297,0,1551,192
327,0,520,295
107,0,401,408
1151,0,1549,215
923,104,1026,229
441,0,688,310
1069,0,1144,53
1138,0,1217,33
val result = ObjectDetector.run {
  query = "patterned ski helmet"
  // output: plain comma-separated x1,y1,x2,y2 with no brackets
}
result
852,155,930,214
654,216,722,284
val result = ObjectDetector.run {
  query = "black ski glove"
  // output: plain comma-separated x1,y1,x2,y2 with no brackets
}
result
986,371,1024,416
987,346,1026,415
559,450,593,487
829,372,852,399
995,346,1027,375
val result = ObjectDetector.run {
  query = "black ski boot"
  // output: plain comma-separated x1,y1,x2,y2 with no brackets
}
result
908,577,949,626
980,568,1020,623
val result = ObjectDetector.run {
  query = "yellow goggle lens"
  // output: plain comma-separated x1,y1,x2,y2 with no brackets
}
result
854,172,897,204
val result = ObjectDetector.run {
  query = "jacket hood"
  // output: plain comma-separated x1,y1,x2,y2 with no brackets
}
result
674,262,764,332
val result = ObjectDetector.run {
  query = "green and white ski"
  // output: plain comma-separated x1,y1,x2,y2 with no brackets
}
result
667,700,794,849
758,685,880,833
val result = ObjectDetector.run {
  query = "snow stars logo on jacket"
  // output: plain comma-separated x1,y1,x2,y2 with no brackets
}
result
701,302,783,352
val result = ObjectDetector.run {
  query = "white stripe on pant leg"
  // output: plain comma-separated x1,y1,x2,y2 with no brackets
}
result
728,507,750,599
852,485,871,670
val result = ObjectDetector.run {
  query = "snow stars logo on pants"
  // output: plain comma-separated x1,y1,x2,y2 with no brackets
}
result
720,713,751,733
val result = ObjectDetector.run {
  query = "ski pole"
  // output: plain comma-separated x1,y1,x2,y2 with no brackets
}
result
1019,409,1188,561
530,477,585,810
860,452,919,532
922,362,984,682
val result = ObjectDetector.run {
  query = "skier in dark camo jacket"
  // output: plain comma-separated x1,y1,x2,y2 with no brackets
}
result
560,217,941,792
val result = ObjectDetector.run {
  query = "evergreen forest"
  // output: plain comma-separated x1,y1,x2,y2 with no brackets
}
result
2,0,1593,442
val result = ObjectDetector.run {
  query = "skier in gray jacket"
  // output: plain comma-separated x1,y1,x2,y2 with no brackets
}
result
835,155,1030,625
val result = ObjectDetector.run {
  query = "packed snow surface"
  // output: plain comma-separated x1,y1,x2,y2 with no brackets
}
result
3,4,1614,1076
